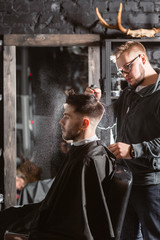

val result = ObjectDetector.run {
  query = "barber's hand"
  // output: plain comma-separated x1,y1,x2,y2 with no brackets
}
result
84,87,102,101
108,142,131,160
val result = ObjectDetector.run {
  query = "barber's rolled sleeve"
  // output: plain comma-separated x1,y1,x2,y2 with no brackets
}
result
132,138,160,159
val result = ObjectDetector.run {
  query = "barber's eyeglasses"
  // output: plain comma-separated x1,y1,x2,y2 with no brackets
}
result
117,55,140,76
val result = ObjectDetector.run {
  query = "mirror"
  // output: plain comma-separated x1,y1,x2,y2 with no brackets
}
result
3,34,100,207
16,46,88,179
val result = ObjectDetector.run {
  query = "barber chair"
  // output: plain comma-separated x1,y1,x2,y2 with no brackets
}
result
4,231,28,240
4,162,132,240
4,179,54,240
106,161,133,240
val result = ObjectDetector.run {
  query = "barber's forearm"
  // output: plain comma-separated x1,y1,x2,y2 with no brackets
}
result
108,137,160,160
132,137,160,158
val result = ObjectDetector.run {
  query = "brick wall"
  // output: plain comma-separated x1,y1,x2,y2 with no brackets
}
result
0,0,160,37
1,0,160,197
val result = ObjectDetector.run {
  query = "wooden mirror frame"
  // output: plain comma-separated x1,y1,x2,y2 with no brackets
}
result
3,34,100,207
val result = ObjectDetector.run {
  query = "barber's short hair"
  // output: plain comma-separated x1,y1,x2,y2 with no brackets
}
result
65,90,104,120
113,41,147,59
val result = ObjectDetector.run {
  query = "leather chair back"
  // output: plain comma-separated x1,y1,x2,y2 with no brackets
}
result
105,161,133,240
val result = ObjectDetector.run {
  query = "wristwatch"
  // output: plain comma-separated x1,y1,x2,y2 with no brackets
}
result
130,145,135,158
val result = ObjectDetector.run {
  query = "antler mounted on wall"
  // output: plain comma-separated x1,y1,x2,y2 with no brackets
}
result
96,3,160,38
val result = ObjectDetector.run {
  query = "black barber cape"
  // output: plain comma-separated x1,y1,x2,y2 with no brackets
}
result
3,140,115,240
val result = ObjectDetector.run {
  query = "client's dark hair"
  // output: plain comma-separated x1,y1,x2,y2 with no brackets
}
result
65,89,104,120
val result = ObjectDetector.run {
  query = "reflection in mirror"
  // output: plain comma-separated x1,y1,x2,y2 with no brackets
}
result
16,46,88,179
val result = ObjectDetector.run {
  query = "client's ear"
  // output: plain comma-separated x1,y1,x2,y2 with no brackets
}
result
81,118,89,130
